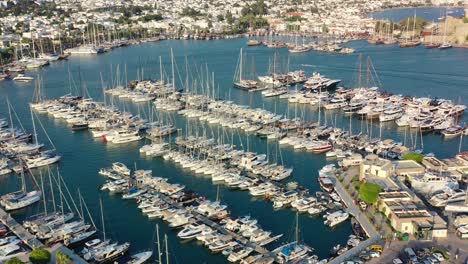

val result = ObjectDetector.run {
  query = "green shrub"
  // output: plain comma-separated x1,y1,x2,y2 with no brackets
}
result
29,249,51,264
359,182,382,204
56,251,72,264
6,258,25,264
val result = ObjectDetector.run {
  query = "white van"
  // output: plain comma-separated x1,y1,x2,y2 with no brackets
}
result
405,247,418,262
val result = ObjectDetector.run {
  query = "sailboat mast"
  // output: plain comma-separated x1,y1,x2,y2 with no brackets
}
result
159,56,163,82
78,189,84,220
48,168,56,212
40,171,47,215
20,163,26,193
30,106,38,144
295,212,299,242
100,198,106,241
58,172,64,216
171,48,175,90
239,48,243,82
156,224,162,264
164,234,169,264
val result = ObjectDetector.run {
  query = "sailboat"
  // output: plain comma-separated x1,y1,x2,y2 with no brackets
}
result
64,190,98,246
84,199,130,263
272,213,311,263
233,48,259,90
425,22,440,49
25,106,61,169
439,10,452,49
0,164,41,211
289,33,311,53
126,224,159,264
399,14,421,48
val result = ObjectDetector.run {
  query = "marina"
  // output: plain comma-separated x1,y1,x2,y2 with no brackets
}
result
0,37,467,263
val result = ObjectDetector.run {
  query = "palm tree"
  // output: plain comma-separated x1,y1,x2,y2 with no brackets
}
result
56,251,72,264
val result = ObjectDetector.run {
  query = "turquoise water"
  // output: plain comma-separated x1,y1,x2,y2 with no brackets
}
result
369,7,465,22
0,38,467,262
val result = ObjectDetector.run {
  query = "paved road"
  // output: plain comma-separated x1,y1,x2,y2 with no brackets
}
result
328,174,381,264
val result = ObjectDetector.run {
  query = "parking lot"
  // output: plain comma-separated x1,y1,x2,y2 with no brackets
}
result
367,237,468,264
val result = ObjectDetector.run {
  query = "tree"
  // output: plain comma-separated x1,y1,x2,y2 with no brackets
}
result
6,258,24,264
399,17,428,32
56,251,72,264
402,152,424,163
181,7,202,17
216,14,224,22
226,11,234,25
29,249,51,264
140,14,163,22
321,24,329,33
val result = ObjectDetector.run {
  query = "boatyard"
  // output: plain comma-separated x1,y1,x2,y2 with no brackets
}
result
0,27,468,264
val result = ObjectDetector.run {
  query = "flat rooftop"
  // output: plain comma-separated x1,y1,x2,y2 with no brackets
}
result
379,191,412,200
394,209,431,219
393,160,425,170
423,157,446,167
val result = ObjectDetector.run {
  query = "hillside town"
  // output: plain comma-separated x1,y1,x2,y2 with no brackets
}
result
0,0,465,47
0,0,467,263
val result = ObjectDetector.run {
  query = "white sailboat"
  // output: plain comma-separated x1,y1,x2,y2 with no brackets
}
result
0,164,41,211
233,48,258,90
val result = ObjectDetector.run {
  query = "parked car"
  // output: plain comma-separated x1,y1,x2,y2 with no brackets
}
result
369,251,381,258
433,252,444,262
417,248,431,258
359,201,367,210
393,258,403,264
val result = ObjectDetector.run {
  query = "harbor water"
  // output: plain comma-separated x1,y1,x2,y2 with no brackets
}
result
0,37,467,262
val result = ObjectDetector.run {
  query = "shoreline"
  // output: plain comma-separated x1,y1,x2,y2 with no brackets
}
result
369,5,464,14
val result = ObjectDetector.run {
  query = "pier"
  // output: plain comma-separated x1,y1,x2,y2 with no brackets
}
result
327,174,381,264
154,189,274,257
0,208,89,263
0,208,44,249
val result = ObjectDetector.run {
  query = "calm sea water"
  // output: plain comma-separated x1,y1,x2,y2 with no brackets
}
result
369,7,465,22
0,36,467,262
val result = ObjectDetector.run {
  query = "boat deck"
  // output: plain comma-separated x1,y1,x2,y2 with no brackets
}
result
0,207,44,249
